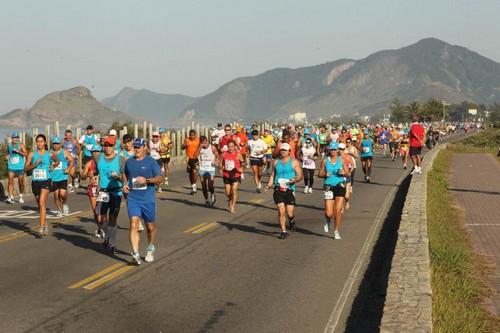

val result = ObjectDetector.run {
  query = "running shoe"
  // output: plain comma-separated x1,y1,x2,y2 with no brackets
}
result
241,173,245,180
36,227,44,238
62,204,69,216
68,184,75,193
18,196,24,204
56,211,63,218
289,220,296,232
334,230,341,240
157,187,162,193
190,189,196,195
308,187,313,194
94,227,103,238
366,176,371,183
138,221,145,232
74,179,80,189
42,225,49,236
131,252,142,265
304,186,309,194
211,193,216,207
278,231,288,240
205,200,211,208
6,196,14,204
256,187,261,193
410,168,417,175
324,220,330,233
145,245,155,263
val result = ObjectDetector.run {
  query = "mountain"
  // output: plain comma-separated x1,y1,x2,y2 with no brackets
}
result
180,38,500,122
0,86,143,129
103,87,196,124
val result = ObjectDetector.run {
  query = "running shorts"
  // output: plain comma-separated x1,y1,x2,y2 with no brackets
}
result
32,180,52,196
200,170,216,178
51,179,68,192
223,176,241,185
250,158,264,167
360,156,373,161
98,192,122,217
187,158,199,173
8,169,25,177
409,146,422,156
323,183,346,199
273,190,296,206
127,198,156,223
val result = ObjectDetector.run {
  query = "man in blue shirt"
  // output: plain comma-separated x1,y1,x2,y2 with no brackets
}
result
123,138,163,265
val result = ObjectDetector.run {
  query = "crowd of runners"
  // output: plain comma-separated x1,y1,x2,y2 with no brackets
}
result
3,119,476,263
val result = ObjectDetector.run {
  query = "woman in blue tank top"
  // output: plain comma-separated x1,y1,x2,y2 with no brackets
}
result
25,134,60,237
318,141,350,240
358,131,374,183
264,142,303,239
50,136,75,217
6,132,28,204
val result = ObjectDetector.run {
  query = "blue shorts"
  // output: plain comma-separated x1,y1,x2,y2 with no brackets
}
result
127,198,156,223
8,169,25,176
264,154,273,160
200,170,216,178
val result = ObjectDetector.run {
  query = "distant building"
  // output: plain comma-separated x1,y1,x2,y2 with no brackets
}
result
288,112,307,123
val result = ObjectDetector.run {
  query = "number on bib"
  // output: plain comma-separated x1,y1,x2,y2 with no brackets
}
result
97,191,110,203
362,147,370,153
224,160,235,171
132,178,147,190
33,169,47,180
324,191,334,200
10,156,20,164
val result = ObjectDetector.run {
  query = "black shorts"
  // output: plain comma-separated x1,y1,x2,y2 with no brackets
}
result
32,180,52,196
155,158,163,168
187,158,199,173
51,179,68,192
82,155,93,166
409,146,422,156
97,192,122,217
250,158,264,167
162,157,171,165
323,183,346,199
273,190,296,206
223,176,241,185
360,156,373,161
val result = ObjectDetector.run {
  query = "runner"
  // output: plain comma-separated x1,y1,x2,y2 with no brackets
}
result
409,115,426,175
359,130,374,182
247,130,268,193
318,142,350,240
159,130,173,186
317,127,329,158
399,133,410,169
182,129,200,195
5,132,27,204
300,137,317,194
25,134,59,237
344,137,359,205
148,131,164,193
261,129,275,176
120,134,135,159
79,125,98,165
219,124,236,153
122,137,163,265
62,129,81,192
220,140,244,214
234,126,249,178
109,129,121,153
339,142,354,210
80,144,103,237
196,136,218,207
96,135,125,254
49,136,74,217
389,126,400,161
264,143,303,239
210,122,225,149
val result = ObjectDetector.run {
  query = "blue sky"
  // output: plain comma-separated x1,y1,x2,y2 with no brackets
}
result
0,0,499,113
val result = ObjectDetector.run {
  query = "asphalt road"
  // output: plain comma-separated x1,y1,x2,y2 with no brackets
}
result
0,151,410,333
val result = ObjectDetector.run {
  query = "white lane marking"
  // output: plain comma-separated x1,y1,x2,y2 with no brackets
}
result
323,172,408,333
0,210,82,219
465,224,500,226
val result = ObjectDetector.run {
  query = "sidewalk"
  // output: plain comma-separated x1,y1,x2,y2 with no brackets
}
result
449,153,500,316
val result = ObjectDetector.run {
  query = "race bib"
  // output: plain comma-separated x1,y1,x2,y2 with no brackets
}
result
277,178,290,190
85,144,93,151
362,147,370,153
33,169,47,180
201,160,213,169
324,191,334,200
224,160,235,171
54,162,63,170
90,186,99,197
97,191,110,203
304,158,314,166
132,178,147,190
9,156,20,164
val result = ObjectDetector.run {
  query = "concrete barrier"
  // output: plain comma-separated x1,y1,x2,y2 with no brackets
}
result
379,143,448,333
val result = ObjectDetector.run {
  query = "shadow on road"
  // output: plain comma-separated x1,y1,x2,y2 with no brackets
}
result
218,221,277,238
448,187,500,196
343,174,411,333
257,221,332,239
197,302,236,333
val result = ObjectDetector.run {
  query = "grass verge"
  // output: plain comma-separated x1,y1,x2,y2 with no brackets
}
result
427,144,499,333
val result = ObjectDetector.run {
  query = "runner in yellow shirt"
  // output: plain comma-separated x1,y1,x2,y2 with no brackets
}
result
261,129,275,176
160,130,173,186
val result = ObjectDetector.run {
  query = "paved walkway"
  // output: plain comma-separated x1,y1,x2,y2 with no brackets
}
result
449,153,500,316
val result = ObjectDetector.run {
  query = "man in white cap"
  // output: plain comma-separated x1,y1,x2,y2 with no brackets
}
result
109,129,121,153
264,142,303,239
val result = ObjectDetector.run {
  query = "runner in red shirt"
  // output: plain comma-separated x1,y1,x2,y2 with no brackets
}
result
220,140,244,214
409,115,426,175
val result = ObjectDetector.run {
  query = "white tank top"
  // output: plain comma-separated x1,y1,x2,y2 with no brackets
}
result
200,144,215,172
149,140,161,160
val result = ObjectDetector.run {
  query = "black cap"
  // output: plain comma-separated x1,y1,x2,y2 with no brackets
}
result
86,125,93,130
251,129,259,136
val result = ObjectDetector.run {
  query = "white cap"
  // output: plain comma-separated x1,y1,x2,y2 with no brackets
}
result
109,129,117,136
339,143,346,149
280,143,291,151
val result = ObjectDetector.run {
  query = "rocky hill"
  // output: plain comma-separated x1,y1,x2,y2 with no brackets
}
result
103,87,196,125
0,86,143,129
180,38,500,122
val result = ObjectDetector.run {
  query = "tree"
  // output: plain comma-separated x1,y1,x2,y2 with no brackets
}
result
422,98,443,122
389,98,407,123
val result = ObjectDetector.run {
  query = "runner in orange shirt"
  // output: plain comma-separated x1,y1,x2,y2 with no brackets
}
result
182,130,200,194
234,126,248,179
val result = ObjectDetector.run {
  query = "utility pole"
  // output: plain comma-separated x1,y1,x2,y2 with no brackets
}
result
442,101,450,122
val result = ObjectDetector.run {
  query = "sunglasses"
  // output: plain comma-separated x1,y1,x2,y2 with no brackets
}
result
225,129,232,132
103,143,114,147
153,135,159,138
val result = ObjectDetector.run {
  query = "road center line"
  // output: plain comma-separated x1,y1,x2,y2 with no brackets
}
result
192,222,218,234
184,223,208,233
68,263,126,289
83,265,135,290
